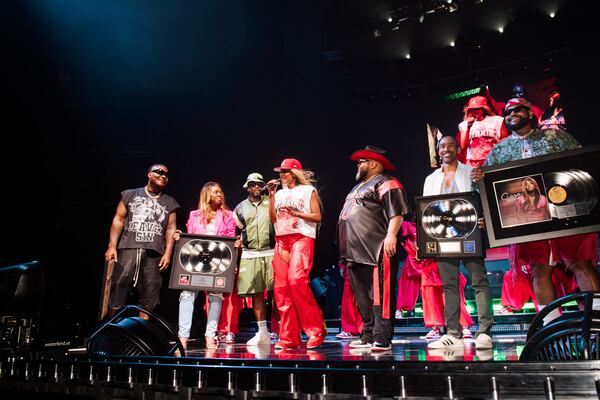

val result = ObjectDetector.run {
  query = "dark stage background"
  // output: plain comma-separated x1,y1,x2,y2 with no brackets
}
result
2,0,600,333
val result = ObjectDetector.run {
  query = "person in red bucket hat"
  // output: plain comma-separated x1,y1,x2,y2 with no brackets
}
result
456,95,508,167
337,145,411,352
265,158,326,349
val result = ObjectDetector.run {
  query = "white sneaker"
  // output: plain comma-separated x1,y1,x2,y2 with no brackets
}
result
395,310,403,319
246,331,271,346
462,328,473,339
475,333,493,349
349,339,372,349
335,331,359,339
427,334,464,349
428,347,465,361
270,332,279,340
225,333,236,344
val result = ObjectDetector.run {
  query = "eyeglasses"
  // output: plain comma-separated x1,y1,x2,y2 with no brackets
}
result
247,181,262,187
357,159,370,165
151,169,169,177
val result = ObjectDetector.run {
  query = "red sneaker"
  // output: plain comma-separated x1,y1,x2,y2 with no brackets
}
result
306,335,325,349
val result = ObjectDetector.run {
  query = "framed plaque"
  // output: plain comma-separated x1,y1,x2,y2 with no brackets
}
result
415,191,483,259
478,145,600,247
168,233,239,293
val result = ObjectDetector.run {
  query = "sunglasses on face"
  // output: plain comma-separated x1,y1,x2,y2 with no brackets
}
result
151,169,169,177
357,159,371,165
247,182,262,187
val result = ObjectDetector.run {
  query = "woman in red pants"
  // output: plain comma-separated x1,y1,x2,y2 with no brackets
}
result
267,158,326,349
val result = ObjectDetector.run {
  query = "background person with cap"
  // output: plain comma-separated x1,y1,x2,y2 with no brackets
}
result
233,172,278,346
480,97,600,325
337,146,411,352
456,95,508,168
266,158,326,349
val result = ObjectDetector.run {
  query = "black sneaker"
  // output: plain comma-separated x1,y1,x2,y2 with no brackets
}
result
371,342,392,351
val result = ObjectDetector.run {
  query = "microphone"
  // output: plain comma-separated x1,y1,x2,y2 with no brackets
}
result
261,179,281,192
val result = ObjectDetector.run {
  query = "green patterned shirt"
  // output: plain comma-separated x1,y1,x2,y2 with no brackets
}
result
484,128,580,166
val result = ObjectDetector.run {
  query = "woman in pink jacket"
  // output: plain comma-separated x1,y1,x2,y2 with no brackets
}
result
177,182,242,350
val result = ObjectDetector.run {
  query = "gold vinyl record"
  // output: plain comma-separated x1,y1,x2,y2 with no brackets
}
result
421,198,478,239
543,169,598,215
179,239,233,274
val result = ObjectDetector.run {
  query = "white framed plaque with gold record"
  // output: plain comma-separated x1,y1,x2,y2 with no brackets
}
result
168,233,239,293
479,145,600,247
415,191,484,259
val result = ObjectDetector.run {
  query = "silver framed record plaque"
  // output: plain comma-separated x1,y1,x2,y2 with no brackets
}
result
168,233,239,293
478,145,600,247
415,191,483,259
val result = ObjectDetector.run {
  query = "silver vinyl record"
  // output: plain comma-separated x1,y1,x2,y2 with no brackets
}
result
544,169,599,215
421,199,478,239
179,239,233,274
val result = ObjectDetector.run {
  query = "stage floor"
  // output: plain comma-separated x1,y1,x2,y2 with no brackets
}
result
183,332,526,362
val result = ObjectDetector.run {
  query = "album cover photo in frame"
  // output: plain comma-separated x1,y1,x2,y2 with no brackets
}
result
415,191,483,259
479,145,600,247
168,233,239,293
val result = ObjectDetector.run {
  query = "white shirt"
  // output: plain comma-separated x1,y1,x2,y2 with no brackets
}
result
274,184,318,239
423,161,474,196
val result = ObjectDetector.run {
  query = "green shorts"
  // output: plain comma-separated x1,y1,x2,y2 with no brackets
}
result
237,255,274,296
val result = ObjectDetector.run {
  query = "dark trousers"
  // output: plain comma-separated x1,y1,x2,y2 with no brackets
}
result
110,248,162,311
437,258,493,338
347,258,398,345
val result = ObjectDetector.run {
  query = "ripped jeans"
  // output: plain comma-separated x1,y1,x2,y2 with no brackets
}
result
178,290,224,338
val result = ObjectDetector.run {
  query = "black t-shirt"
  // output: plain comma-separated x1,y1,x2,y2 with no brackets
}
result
117,187,180,254
337,174,411,266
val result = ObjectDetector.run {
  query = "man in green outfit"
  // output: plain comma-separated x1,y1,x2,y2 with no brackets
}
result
234,173,278,345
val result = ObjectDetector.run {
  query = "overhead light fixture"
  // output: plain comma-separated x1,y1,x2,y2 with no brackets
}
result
405,54,411,59
418,14,425,23
388,16,393,22
450,41,455,47
549,12,556,18
447,2,458,12
498,27,504,33
474,0,484,4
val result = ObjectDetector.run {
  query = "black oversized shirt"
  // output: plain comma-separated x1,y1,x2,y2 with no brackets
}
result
337,174,411,266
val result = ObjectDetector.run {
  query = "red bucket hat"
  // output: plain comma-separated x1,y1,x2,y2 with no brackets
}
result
274,158,303,172
463,95,495,118
350,145,395,171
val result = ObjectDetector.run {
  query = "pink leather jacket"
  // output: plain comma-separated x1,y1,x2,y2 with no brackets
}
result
186,209,236,237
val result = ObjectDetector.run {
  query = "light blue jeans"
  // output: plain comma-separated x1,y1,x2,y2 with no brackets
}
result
178,290,224,338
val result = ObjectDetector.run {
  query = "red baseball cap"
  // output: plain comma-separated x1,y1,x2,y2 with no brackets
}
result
274,158,303,172
504,97,532,113
350,145,395,171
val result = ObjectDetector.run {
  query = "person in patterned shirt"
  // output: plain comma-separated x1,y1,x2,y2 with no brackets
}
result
478,97,600,324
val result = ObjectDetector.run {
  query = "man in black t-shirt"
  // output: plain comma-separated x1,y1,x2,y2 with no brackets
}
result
337,146,411,351
104,163,179,318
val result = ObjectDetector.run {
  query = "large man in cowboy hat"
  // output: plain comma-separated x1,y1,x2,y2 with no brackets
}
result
337,145,411,351
457,95,508,167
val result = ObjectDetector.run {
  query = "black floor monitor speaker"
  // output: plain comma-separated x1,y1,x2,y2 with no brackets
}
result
87,305,184,357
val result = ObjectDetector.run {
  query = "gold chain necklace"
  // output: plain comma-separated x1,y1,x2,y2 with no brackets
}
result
145,186,162,199
352,173,381,196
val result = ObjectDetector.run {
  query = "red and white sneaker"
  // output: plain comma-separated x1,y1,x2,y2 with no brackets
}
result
462,328,473,339
425,326,442,340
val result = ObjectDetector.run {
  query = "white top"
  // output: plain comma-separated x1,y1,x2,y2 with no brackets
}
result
423,161,474,196
274,184,318,239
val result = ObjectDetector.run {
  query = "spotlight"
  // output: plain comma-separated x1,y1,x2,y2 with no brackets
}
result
405,54,411,59
450,41,455,47
474,0,484,4
388,17,393,23
418,14,425,23
498,27,504,33
447,3,458,12
549,12,555,18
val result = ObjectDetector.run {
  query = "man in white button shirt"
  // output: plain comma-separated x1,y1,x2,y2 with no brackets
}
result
423,136,494,350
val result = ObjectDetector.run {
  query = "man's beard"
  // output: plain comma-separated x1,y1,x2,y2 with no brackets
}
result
356,168,367,181
506,114,531,131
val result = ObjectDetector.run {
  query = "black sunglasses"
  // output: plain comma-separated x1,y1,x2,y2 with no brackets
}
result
152,169,169,177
